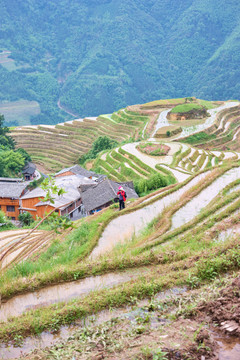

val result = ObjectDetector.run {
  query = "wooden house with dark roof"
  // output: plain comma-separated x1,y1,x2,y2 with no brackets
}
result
0,179,28,220
22,162,36,181
55,165,98,179
20,175,96,220
80,178,138,215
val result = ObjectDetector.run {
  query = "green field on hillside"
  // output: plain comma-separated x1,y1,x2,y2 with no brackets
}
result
0,100,41,126
171,103,206,114
0,0,240,122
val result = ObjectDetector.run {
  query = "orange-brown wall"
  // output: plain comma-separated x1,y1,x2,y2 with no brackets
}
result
36,204,58,218
55,171,74,178
21,197,62,219
21,197,60,219
0,198,20,219
20,197,43,219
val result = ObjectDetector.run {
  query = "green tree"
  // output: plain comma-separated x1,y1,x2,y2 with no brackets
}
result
79,136,118,164
3,150,25,175
18,212,34,226
0,114,15,149
0,114,9,137
0,210,13,229
40,177,74,233
16,148,32,163
0,156,5,177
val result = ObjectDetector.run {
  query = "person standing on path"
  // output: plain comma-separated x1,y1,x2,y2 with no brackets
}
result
117,186,126,210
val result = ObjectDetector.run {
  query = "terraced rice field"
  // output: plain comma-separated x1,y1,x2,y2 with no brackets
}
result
0,100,40,126
178,103,240,151
91,101,239,183
11,110,149,172
95,140,237,183
1,161,240,356
1,99,240,358
0,229,55,270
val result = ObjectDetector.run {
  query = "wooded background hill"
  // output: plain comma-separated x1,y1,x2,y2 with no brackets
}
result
0,0,240,125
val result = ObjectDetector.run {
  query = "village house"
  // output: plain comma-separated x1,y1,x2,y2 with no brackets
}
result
80,178,138,215
22,162,37,181
20,174,95,220
0,178,28,220
0,165,139,222
55,164,99,180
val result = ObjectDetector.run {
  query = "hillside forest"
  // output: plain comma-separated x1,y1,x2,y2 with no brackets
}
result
0,115,30,177
0,0,240,126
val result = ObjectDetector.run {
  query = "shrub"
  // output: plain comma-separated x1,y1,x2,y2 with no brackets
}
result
0,210,7,224
18,212,34,226
79,136,118,164
134,173,168,196
0,210,14,229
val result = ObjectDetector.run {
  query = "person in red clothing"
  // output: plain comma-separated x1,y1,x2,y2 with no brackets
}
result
117,186,126,210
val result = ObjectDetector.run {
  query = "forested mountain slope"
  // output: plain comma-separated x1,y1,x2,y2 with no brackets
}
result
0,0,240,125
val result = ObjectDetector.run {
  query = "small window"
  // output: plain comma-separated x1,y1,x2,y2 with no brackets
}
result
7,205,15,212
11,217,16,220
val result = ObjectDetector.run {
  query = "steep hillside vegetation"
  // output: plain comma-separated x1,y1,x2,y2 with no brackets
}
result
1,97,240,358
1,161,240,360
0,0,240,125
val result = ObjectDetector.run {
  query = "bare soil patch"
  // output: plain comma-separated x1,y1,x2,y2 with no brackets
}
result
197,276,240,337
18,275,240,360
137,143,170,156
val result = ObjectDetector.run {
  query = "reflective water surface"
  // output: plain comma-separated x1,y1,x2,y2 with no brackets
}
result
214,333,240,360
0,287,185,359
90,171,209,258
171,167,240,230
0,268,151,322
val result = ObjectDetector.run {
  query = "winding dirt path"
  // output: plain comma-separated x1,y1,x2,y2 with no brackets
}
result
57,99,79,118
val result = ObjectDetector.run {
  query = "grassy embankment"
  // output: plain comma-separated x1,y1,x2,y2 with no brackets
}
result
0,162,240,341
1,161,238,299
1,234,239,342
92,146,177,194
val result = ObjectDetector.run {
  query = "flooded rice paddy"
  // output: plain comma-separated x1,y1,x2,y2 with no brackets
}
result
171,167,240,230
174,102,239,139
0,287,186,359
215,226,240,242
214,333,240,360
90,171,209,259
0,267,151,322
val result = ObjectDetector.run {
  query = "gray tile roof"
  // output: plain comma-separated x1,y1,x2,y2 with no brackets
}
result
0,177,23,182
22,162,36,175
21,175,95,210
55,165,97,178
81,179,138,212
0,182,28,198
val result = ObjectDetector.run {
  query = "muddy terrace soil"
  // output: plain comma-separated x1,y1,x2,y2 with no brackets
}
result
197,276,240,337
6,275,240,360
137,143,170,156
